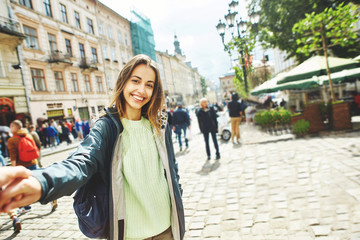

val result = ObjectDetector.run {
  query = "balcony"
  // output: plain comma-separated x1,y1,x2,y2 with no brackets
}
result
79,57,98,71
47,51,73,66
0,16,25,47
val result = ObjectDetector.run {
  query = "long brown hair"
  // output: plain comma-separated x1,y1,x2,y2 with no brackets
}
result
109,54,165,134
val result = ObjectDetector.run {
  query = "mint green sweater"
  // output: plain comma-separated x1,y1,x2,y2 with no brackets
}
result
121,117,171,240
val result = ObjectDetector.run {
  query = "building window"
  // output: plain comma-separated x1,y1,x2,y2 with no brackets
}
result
87,18,94,34
91,47,98,63
111,47,116,61
23,25,39,49
71,73,78,92
43,0,52,17
60,4,68,23
102,45,108,59
74,11,81,29
125,35,129,46
107,26,112,39
79,43,85,59
117,30,122,43
0,52,6,78
65,39,72,56
48,33,57,53
54,71,65,92
31,68,46,91
84,75,91,92
96,76,103,92
19,0,32,9
99,22,104,35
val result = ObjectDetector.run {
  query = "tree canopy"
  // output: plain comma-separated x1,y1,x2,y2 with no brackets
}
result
248,0,360,62
292,2,359,100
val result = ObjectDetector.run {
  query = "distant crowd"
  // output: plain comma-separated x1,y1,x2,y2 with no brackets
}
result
0,116,97,160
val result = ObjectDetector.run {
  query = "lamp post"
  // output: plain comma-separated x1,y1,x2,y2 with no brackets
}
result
216,1,259,94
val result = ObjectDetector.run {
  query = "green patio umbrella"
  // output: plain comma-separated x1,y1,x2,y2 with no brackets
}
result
320,67,360,85
277,56,359,84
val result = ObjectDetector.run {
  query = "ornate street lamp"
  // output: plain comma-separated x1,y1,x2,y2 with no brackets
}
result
216,1,251,93
216,19,226,46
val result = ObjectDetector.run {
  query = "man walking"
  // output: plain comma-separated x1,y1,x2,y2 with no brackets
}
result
196,98,220,160
7,120,39,232
228,92,243,144
173,102,190,151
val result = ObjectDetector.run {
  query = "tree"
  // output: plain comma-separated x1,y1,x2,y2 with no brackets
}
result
292,2,358,100
200,76,208,97
226,32,256,97
248,0,360,62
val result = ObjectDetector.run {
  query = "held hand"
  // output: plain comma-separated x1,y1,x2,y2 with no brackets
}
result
0,176,42,213
0,166,32,188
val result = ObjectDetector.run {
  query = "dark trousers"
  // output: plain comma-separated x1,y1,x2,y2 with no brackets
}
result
203,131,220,158
175,124,188,148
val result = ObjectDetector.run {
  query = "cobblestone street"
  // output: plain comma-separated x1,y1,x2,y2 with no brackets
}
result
1,122,360,239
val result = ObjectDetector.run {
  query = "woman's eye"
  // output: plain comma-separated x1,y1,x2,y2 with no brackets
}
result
146,84,154,88
132,79,139,83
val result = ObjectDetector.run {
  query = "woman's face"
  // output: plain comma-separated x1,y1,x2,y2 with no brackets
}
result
123,64,155,119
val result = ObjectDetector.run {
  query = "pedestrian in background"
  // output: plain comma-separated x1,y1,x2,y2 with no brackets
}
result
46,123,57,148
60,121,72,144
89,115,96,129
173,102,190,151
28,125,42,168
228,92,243,144
196,98,220,161
82,118,90,138
41,123,48,148
75,119,83,140
50,119,60,145
0,54,185,240
6,120,39,232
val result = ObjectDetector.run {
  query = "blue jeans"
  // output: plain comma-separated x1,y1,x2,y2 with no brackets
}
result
203,131,220,158
175,124,188,148
26,164,38,170
0,155,5,166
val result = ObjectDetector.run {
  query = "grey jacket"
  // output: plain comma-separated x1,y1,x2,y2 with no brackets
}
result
32,107,185,240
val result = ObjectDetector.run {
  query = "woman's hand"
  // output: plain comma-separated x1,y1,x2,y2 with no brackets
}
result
0,169,42,213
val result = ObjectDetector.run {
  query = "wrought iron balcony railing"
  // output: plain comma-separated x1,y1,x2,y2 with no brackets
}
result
79,57,98,70
48,50,72,64
0,16,24,37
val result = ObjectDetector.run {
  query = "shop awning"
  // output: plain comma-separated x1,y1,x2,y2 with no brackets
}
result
277,56,359,84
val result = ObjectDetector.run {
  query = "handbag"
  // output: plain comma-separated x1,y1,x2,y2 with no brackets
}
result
73,173,109,238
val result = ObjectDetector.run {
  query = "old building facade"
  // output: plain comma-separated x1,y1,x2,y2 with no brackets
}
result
95,2,132,91
0,0,27,126
8,0,133,125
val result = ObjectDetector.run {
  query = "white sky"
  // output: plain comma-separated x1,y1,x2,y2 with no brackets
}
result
99,0,249,84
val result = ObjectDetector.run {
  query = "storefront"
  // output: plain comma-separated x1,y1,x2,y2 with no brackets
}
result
0,97,16,126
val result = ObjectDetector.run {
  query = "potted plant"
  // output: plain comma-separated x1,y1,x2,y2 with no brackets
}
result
292,119,310,137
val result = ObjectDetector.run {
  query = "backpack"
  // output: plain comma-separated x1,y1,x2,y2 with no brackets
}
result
15,135,40,162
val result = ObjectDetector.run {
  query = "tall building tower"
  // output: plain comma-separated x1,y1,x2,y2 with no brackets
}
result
130,9,156,60
174,35,182,55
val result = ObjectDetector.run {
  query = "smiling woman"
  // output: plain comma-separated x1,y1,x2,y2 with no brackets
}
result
110,54,164,134
122,64,155,120
0,55,185,240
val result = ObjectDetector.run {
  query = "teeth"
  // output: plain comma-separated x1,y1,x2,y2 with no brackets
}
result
133,95,144,101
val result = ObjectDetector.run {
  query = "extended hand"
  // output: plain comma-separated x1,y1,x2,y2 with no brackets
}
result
0,166,32,188
0,168,42,213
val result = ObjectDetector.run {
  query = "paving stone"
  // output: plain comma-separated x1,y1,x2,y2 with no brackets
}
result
189,221,205,230
203,225,221,237
311,225,332,236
